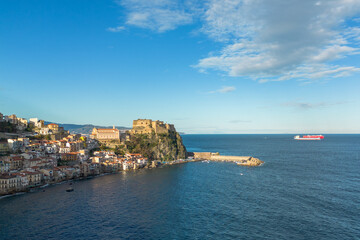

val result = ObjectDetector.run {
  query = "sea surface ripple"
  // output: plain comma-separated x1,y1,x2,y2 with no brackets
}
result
0,134,359,239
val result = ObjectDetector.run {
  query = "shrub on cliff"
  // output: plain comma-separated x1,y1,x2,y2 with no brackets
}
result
126,131,187,161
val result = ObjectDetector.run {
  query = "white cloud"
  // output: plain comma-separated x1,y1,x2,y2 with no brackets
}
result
196,0,360,82
116,0,360,82
209,86,236,93
257,64,360,83
107,26,126,32
311,45,357,62
119,0,194,32
282,101,348,109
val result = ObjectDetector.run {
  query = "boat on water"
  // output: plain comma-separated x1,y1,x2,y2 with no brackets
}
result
294,135,324,140
66,183,74,192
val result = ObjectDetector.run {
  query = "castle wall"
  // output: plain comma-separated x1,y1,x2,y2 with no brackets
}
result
130,119,176,135
133,119,152,128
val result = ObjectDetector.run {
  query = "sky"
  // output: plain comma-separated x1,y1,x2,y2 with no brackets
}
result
1,0,360,134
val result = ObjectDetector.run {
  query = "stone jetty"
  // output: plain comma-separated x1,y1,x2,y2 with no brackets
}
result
191,152,264,166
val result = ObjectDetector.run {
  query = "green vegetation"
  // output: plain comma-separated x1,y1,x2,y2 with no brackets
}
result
114,145,126,156
96,143,126,156
125,131,187,161
25,124,34,132
0,122,17,133
89,147,100,157
30,134,51,140
100,144,111,151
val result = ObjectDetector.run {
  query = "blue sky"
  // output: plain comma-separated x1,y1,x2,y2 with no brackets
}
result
1,0,360,133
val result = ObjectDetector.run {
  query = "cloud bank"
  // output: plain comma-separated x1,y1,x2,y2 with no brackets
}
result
115,0,360,82
282,101,347,109
107,26,126,32
209,86,236,93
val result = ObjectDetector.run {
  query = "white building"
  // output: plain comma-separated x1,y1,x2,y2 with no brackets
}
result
7,139,23,152
40,128,52,135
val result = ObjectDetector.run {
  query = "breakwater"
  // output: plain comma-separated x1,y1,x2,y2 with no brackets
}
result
191,152,264,166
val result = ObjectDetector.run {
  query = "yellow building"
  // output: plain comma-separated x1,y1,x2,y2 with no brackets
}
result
47,123,59,132
91,126,120,140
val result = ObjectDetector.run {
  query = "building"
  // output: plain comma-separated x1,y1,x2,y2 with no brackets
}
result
18,138,30,146
7,139,23,152
12,172,29,188
17,118,28,126
9,156,24,170
61,152,79,161
40,128,52,135
22,171,43,186
91,126,120,140
129,119,176,135
6,114,18,124
0,174,22,194
0,159,10,173
0,141,10,155
47,123,59,132
29,118,45,128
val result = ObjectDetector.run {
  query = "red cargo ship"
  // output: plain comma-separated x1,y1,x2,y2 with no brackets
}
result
294,135,324,140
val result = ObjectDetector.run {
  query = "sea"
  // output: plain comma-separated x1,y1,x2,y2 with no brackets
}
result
0,134,359,240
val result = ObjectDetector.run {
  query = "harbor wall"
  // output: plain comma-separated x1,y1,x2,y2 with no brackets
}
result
193,152,250,161
193,152,219,159
192,152,263,166
210,155,251,161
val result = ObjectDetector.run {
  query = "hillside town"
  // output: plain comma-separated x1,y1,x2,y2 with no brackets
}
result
0,113,263,196
0,113,151,196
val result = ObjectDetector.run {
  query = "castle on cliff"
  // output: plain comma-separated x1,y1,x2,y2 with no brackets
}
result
129,119,175,135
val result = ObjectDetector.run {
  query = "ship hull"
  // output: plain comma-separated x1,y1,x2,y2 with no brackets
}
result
294,138,321,140
294,135,324,140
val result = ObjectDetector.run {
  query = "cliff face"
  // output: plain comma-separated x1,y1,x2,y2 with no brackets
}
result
126,131,187,161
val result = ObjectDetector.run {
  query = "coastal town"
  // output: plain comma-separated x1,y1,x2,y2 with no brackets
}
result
0,113,263,196
0,113,176,196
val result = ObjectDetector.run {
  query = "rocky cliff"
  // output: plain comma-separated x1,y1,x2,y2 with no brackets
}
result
126,131,187,161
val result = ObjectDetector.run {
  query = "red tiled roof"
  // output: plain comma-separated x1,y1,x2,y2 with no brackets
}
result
22,171,42,175
0,174,16,179
95,128,119,132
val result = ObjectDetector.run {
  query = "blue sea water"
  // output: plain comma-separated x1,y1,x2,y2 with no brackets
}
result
0,134,359,239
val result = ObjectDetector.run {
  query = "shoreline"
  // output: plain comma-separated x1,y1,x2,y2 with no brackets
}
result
0,157,259,199
0,159,197,198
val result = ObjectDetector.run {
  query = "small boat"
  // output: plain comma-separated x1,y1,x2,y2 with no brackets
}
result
66,187,74,192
